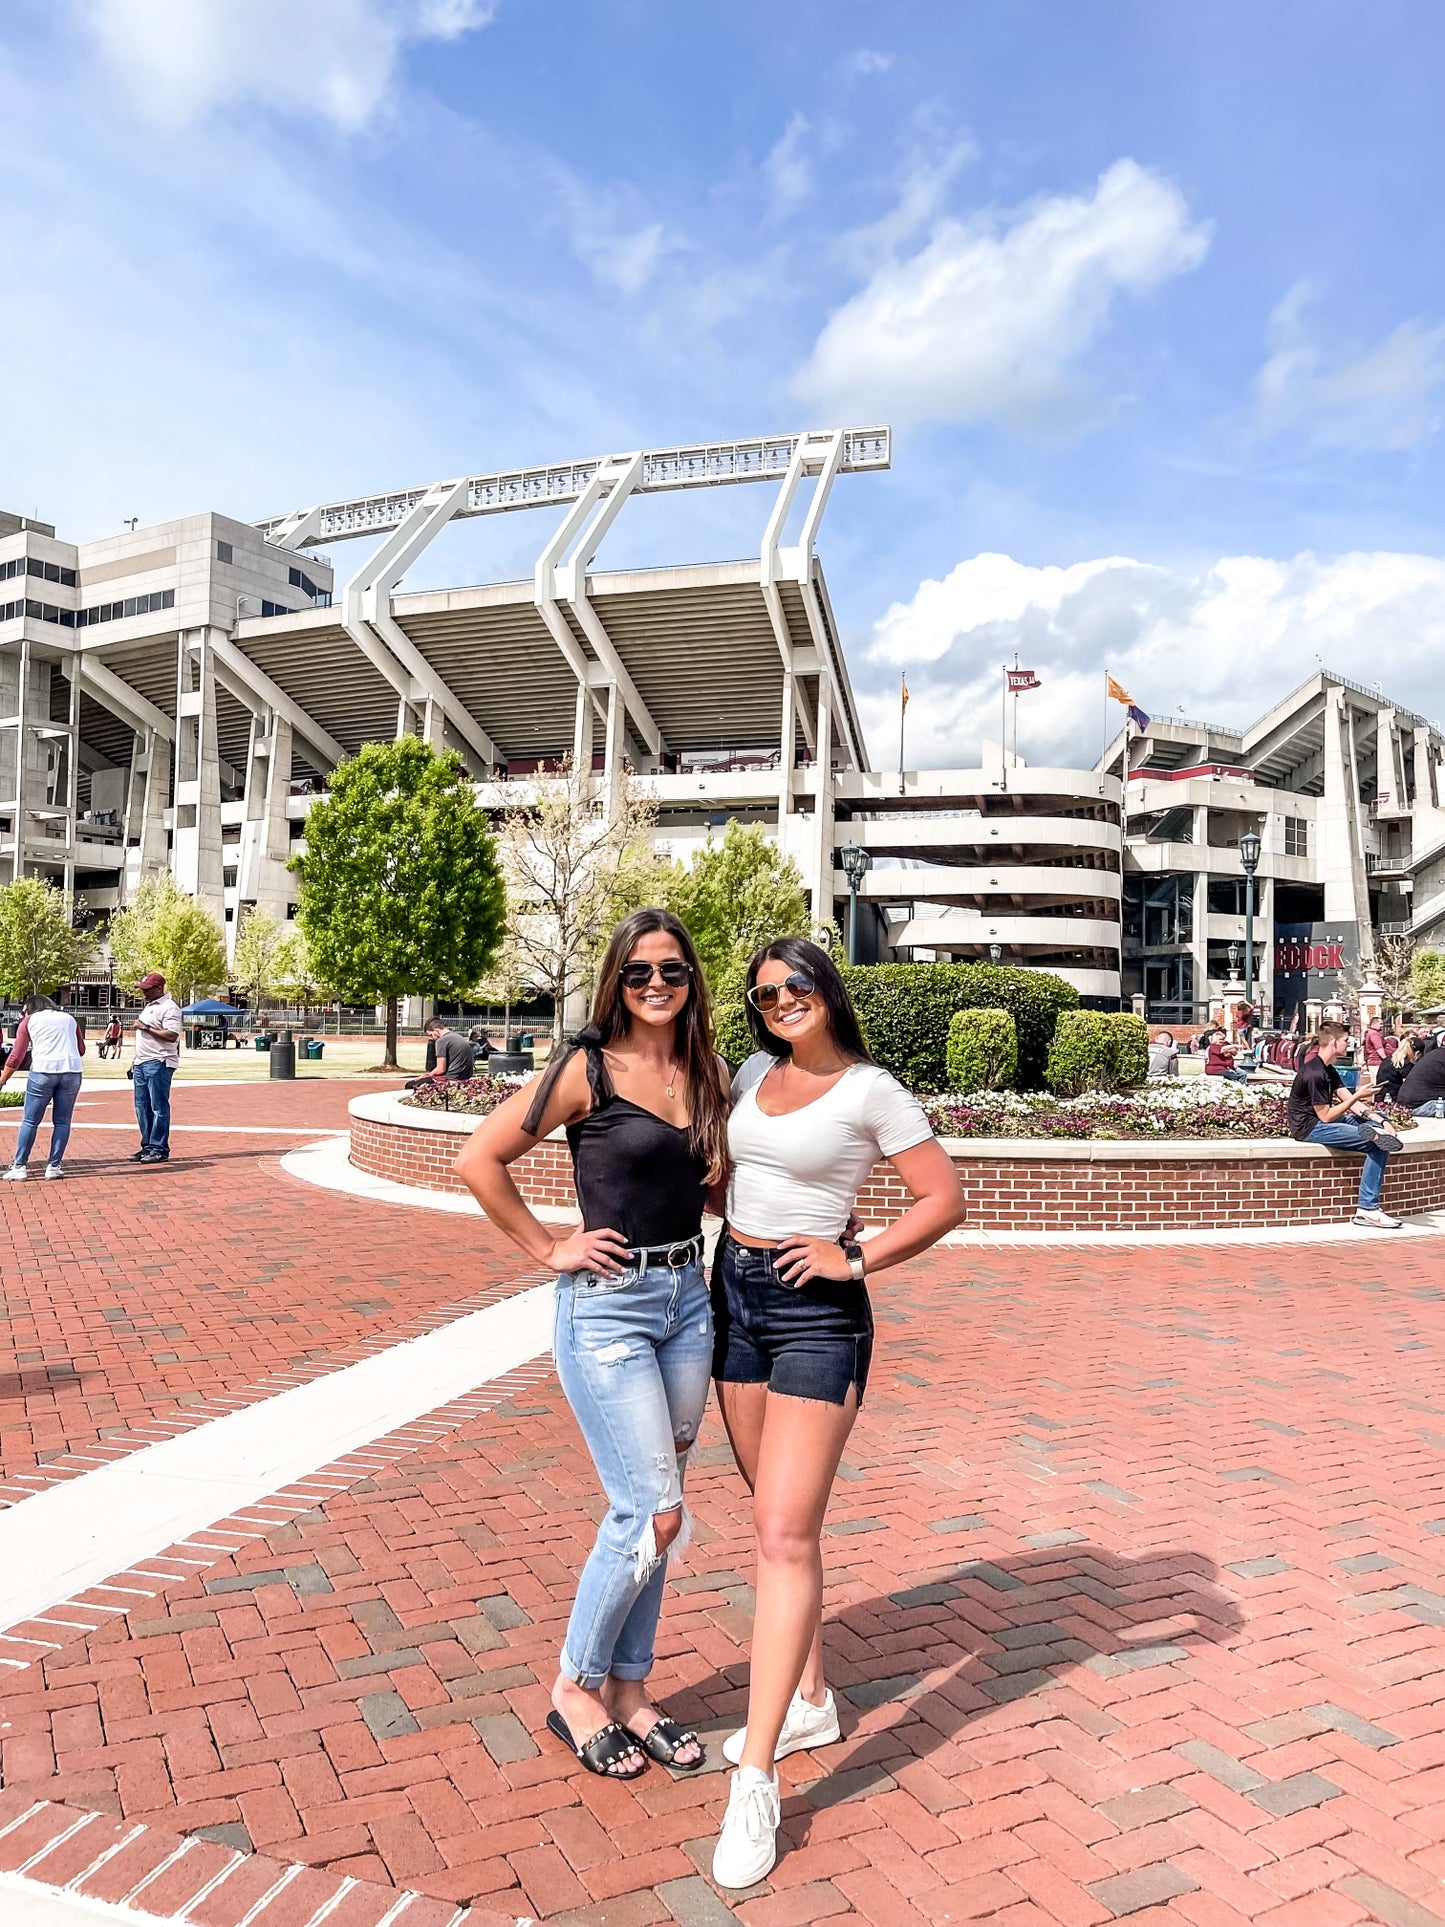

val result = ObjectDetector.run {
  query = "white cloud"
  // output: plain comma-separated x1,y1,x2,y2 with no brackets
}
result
1255,282,1445,451
849,49,894,76
76,0,496,131
576,221,671,296
838,135,977,270
862,548,1445,769
793,158,1211,430
764,112,814,217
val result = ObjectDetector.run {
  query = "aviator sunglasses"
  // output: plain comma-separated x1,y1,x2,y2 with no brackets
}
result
746,969,817,1012
619,958,694,990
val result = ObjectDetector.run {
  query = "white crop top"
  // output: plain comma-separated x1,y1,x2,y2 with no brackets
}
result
725,1053,933,1239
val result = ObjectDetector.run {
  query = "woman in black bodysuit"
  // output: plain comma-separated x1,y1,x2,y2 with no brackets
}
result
458,909,729,1780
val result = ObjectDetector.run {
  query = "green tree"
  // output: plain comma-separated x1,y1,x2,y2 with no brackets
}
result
668,822,809,986
292,738,506,1071
230,905,292,1012
1410,947,1445,1015
108,874,227,1004
0,878,95,998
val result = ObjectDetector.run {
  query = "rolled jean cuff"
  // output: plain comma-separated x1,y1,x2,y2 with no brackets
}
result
559,1653,632,1689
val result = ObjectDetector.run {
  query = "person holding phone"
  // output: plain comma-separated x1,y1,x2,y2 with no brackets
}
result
1287,1020,1401,1228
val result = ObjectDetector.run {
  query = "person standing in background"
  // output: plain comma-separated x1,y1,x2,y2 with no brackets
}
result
131,971,182,1163
1362,1014,1390,1071
0,995,86,1180
100,1013,123,1060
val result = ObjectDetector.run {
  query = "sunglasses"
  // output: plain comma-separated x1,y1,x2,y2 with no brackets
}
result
620,959,694,990
746,970,817,1013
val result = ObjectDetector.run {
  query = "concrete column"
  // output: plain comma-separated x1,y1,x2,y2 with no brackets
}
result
171,627,226,917
236,711,295,928
808,677,834,925
1320,689,1372,956
572,680,594,773
601,681,626,820
123,725,169,900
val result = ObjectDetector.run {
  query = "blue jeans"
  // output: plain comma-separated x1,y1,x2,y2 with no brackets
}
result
553,1257,712,1687
132,1060,175,1153
14,1071,82,1168
1413,1099,1445,1119
1307,1121,1390,1209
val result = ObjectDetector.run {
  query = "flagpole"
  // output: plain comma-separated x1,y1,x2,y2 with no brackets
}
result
898,673,907,798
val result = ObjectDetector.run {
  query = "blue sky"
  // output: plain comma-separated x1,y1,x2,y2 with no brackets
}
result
4,0,1444,768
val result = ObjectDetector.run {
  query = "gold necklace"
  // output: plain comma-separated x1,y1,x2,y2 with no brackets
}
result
665,1059,679,1100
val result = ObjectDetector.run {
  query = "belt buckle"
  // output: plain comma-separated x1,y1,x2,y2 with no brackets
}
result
665,1240,694,1269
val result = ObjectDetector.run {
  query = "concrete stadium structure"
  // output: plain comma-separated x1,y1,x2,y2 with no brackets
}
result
0,431,1127,1003
1103,671,1445,1025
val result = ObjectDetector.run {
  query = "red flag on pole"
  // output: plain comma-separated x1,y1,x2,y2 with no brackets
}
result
1006,668,1041,693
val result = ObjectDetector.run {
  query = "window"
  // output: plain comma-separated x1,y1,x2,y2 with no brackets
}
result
222,866,237,888
260,600,291,618
75,588,175,627
216,540,233,565
2,597,75,626
1207,877,1248,916
288,566,322,600
286,902,299,920
0,558,76,587
1284,816,1309,857
1141,873,1193,947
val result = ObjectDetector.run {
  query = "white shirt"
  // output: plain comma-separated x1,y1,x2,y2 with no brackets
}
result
133,995,183,1067
725,1053,933,1239
23,1009,84,1075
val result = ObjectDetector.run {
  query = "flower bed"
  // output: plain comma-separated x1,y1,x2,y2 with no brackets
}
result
402,1074,522,1116
925,1078,1296,1140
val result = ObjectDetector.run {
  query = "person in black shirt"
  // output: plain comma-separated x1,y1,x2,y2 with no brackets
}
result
1398,1042,1445,1116
1288,1021,1401,1228
1375,1034,1420,1105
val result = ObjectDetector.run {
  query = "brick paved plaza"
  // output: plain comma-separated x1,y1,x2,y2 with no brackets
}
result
1,1081,1443,1927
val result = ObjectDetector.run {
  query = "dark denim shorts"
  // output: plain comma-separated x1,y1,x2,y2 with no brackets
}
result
711,1231,873,1407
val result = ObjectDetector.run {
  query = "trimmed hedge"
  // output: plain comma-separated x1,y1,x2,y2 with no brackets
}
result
944,1007,1018,1092
1045,1009,1149,1096
844,961,1078,1092
714,959,1078,1090
1104,1012,1149,1089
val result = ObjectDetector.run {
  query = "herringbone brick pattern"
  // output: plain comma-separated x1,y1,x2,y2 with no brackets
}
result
0,1080,535,1491
4,1207,1445,1923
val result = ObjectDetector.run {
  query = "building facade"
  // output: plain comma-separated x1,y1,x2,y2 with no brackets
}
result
1104,672,1445,1025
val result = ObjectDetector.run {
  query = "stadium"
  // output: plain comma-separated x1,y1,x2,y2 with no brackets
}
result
0,427,1126,1008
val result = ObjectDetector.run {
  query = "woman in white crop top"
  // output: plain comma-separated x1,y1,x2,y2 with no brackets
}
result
709,938,963,1890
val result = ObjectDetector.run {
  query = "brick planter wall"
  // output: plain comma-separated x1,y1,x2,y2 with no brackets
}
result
347,1093,1445,1232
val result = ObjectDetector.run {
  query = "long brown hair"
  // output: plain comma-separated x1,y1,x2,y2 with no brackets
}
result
590,907,728,1183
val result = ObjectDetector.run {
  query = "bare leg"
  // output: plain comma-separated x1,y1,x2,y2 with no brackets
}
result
718,1380,828,1703
738,1388,858,1775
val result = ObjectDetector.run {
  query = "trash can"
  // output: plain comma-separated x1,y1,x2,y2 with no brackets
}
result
311,1040,325,1060
304,1039,324,1060
269,1027,296,1080
254,1034,272,1051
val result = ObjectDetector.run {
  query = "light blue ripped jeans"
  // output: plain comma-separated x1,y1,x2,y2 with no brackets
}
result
553,1257,713,1687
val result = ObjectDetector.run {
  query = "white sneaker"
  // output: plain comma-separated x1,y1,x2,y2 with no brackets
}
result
712,1766,781,1890
43,1164,64,1180
723,1688,840,1765
1354,1208,1403,1229
2,1166,28,1181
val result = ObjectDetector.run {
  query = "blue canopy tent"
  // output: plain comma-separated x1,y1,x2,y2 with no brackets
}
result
180,998,245,1016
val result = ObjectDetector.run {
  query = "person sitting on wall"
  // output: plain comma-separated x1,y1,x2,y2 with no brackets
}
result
1147,1030,1178,1079
1396,1035,1445,1118
1205,1029,1250,1083
406,1014,476,1091
1288,1021,1402,1231
1375,1033,1420,1106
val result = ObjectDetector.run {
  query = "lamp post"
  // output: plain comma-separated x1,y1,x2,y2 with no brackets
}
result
1238,829,1261,1008
838,841,872,965
989,942,1002,965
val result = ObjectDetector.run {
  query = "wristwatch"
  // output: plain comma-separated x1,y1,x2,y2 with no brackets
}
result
842,1239,866,1283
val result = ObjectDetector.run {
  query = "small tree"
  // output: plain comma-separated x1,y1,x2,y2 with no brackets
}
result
1362,933,1418,1021
231,906,290,1014
668,821,809,986
0,878,95,998
1410,948,1445,1016
292,738,506,1071
108,875,227,1004
499,758,657,1041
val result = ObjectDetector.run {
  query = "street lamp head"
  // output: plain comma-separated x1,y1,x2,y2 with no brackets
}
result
988,942,1002,964
1238,829,1261,875
838,841,873,889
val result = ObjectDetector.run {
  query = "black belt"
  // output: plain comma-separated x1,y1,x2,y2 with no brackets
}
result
624,1234,704,1271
